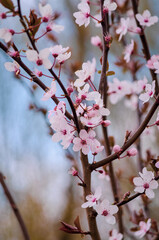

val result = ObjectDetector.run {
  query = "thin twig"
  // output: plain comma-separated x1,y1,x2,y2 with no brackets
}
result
0,172,30,240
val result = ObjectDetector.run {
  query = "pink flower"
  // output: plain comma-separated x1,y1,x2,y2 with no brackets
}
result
26,48,52,69
96,199,118,224
81,187,102,208
57,52,71,64
123,40,134,63
116,18,130,41
103,0,117,13
73,129,91,155
133,167,158,198
41,81,56,101
39,3,52,22
139,81,155,103
0,28,14,43
135,219,151,238
73,2,90,27
155,161,159,168
127,147,137,157
136,10,158,27
74,58,96,87
109,229,123,240
49,45,69,58
146,55,159,69
153,61,159,74
68,167,78,176
4,61,20,74
91,36,102,47
46,22,64,33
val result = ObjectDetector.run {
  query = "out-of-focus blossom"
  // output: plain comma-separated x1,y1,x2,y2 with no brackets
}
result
4,61,20,74
136,10,158,27
146,55,159,69
116,18,129,41
0,28,14,43
41,81,56,101
39,3,52,22
135,219,151,238
103,0,117,13
133,167,158,198
109,229,123,240
139,81,155,103
123,40,134,63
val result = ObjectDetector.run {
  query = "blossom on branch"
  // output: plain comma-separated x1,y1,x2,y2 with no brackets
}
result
4,61,20,74
133,167,158,198
136,10,158,27
73,2,90,27
109,229,123,240
134,219,151,239
81,187,102,208
0,28,14,43
116,18,129,41
41,81,56,101
103,0,117,13
139,81,155,103
39,3,52,22
96,199,118,224
26,48,52,69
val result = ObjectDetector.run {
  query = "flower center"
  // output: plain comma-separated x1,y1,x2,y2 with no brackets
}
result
36,59,43,66
102,210,108,216
81,139,87,145
42,16,49,22
92,197,96,203
61,130,67,135
144,183,149,189
144,18,149,23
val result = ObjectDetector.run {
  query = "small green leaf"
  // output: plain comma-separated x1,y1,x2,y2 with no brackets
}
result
106,71,115,76
106,61,109,71
0,0,14,11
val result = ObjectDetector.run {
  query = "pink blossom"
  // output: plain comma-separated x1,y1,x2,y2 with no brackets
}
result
155,161,159,168
127,147,137,157
81,187,102,208
73,2,90,27
46,22,64,33
41,81,56,101
96,199,118,224
26,48,52,69
135,219,151,238
153,61,159,74
4,61,20,74
0,28,14,43
39,3,52,22
123,40,134,63
74,58,96,87
49,45,69,58
101,120,111,127
136,10,158,27
133,167,158,198
103,0,117,13
139,81,155,103
68,167,78,176
91,36,102,47
57,52,71,64
109,229,123,240
116,18,130,41
73,129,91,155
146,55,159,69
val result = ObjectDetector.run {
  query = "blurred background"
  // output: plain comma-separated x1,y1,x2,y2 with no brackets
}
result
0,0,159,239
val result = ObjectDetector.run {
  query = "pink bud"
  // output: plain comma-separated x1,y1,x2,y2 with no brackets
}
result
113,145,122,153
0,13,7,19
9,29,15,35
127,148,137,157
9,51,20,57
46,26,52,32
67,86,73,96
42,16,49,22
101,120,111,127
76,98,82,104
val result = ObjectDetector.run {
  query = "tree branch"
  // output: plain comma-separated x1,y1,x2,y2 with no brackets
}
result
90,96,159,170
0,172,30,240
131,0,159,93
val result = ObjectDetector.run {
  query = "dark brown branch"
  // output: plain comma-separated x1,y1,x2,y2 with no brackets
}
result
80,153,101,240
0,172,30,240
90,96,159,170
17,0,38,51
131,0,159,93
16,0,80,133
99,0,123,233
0,41,73,120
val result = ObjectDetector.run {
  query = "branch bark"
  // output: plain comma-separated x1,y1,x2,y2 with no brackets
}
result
0,172,30,240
